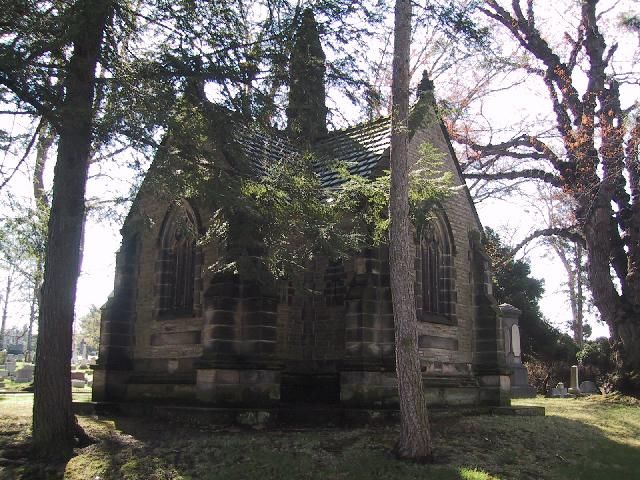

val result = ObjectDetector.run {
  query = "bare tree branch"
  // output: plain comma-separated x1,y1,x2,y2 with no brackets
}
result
0,119,45,192
464,168,562,187
498,226,585,267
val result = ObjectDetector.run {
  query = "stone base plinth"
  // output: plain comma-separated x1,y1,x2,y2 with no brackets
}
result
91,367,130,402
341,371,486,408
340,371,398,408
510,364,537,398
196,368,280,406
477,374,511,406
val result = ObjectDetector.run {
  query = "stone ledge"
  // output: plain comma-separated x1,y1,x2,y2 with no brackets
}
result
73,402,545,427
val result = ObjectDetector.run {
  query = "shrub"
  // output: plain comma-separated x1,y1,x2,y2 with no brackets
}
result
524,359,572,395
577,337,612,371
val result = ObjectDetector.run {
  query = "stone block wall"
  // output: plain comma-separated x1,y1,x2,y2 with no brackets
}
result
94,102,509,409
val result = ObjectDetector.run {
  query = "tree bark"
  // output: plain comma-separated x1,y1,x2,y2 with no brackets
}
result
467,1,640,396
575,243,584,347
583,201,640,392
0,275,11,350
389,0,432,461
32,0,113,459
33,121,54,207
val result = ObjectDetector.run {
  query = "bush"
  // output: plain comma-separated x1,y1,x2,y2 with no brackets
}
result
577,337,612,371
524,359,572,395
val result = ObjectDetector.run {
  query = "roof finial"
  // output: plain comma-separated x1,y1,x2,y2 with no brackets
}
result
417,70,434,97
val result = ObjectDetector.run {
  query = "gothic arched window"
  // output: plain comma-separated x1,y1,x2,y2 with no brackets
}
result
422,231,441,314
157,203,200,316
419,212,457,323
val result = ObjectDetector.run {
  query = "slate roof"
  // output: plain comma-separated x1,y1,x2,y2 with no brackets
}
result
232,115,392,188
313,116,391,187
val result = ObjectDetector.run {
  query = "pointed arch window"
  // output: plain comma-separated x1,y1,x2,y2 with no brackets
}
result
158,203,200,316
419,212,457,324
422,231,441,314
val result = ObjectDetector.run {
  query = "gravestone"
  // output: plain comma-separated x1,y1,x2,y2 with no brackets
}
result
5,361,16,376
80,339,88,361
549,382,568,397
14,367,33,383
568,365,580,394
71,379,86,388
579,380,600,394
71,371,86,382
0,368,7,379
500,304,536,397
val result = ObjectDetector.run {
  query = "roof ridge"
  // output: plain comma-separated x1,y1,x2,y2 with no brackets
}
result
321,115,390,138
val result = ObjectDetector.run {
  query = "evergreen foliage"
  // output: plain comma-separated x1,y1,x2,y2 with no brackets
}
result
148,91,454,282
76,305,101,353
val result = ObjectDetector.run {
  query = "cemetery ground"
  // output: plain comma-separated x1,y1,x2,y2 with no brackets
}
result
0,395,639,480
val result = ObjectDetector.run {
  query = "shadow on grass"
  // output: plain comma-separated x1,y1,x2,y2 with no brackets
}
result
2,398,639,480
67,409,640,480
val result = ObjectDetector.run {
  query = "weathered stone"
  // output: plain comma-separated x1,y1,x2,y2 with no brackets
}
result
418,335,459,351
14,368,33,383
579,380,600,394
92,30,510,413
72,379,86,388
71,371,86,382
568,365,580,394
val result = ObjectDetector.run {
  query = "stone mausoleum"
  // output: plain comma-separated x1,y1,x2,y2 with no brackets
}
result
93,10,513,410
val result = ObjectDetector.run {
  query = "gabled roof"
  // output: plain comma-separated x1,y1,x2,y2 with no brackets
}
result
232,115,391,189
313,116,390,187
229,98,483,231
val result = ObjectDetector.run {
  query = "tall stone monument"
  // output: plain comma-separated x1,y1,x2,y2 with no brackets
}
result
568,365,580,394
500,304,537,398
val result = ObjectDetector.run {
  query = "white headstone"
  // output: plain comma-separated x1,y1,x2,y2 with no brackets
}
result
511,324,521,357
80,339,88,361
569,365,580,394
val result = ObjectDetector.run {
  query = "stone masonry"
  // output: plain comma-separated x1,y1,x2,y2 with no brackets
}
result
93,10,511,410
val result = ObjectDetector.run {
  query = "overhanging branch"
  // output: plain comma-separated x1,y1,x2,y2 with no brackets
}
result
464,169,563,187
498,227,585,267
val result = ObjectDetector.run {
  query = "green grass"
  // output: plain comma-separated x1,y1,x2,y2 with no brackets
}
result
0,395,638,479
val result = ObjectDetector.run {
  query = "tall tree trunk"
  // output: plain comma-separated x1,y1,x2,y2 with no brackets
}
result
552,241,584,348
584,201,640,393
575,243,584,347
389,0,432,461
32,0,113,459
0,276,12,350
33,121,54,207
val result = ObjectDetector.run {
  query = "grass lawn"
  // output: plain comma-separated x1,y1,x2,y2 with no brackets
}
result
0,394,638,479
